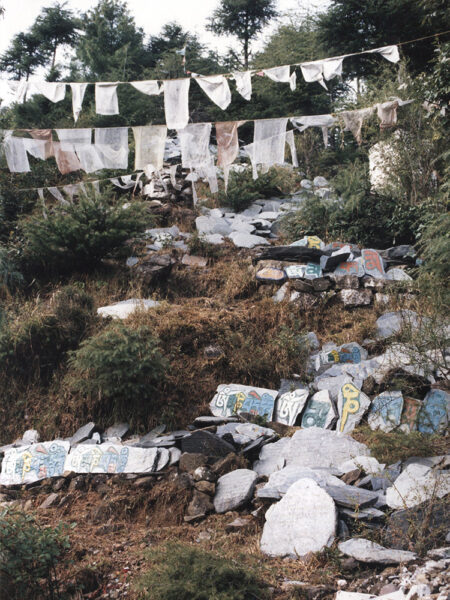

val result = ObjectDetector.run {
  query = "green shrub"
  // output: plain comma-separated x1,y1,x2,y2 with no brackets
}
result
187,232,223,258
20,189,149,275
135,543,270,600
220,166,300,213
0,285,96,385
0,245,23,296
67,322,167,418
281,161,425,247
0,507,72,600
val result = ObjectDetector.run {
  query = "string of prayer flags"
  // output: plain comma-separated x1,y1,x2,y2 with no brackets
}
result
233,71,252,101
244,118,288,180
164,78,190,129
216,120,246,189
193,74,232,110
132,125,167,171
70,83,89,122
290,114,336,147
95,82,119,115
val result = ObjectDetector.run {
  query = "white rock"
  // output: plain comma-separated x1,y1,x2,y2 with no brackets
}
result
0,441,70,485
228,232,270,249
339,456,385,475
253,437,290,476
196,216,231,236
283,427,371,470
257,465,345,499
97,299,160,319
204,233,224,245
258,211,280,220
338,538,417,564
274,387,309,426
386,462,450,509
301,390,335,429
368,391,404,432
22,430,39,444
376,311,419,339
214,469,258,513
64,443,162,475
386,268,413,282
210,383,278,420
301,179,312,189
231,221,255,233
272,282,289,303
260,478,337,557
313,176,329,187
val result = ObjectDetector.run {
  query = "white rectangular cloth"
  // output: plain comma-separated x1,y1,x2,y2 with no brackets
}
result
7,80,28,103
367,45,400,63
291,114,336,147
23,137,47,160
70,83,89,122
132,125,167,171
264,65,296,91
300,57,344,90
130,80,162,95
178,123,212,169
164,78,190,129
233,71,252,101
243,118,288,179
193,74,231,110
3,131,30,172
48,186,68,204
94,127,129,169
95,82,120,115
31,81,66,103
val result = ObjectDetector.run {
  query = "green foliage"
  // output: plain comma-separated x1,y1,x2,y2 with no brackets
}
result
220,166,300,213
0,245,23,295
0,31,49,80
135,542,270,600
31,2,79,69
67,322,167,418
20,189,149,275
0,285,96,385
281,161,426,247
207,0,278,68
418,209,450,281
0,507,72,600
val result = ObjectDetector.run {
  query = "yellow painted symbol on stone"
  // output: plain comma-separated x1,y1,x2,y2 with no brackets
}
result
234,391,246,412
340,383,360,432
307,236,321,249
21,451,33,481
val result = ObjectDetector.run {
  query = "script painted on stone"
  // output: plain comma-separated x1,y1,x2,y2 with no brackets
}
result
210,384,277,420
334,260,364,277
301,390,334,429
256,267,286,283
321,343,363,366
368,391,403,432
64,444,160,474
417,389,449,434
399,396,421,433
0,441,70,485
274,387,309,426
362,249,385,279
337,383,371,433
284,263,322,280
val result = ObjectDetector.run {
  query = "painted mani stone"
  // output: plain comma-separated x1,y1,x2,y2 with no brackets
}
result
362,249,385,279
256,267,286,283
417,389,449,434
274,387,309,426
290,236,324,249
399,397,422,433
210,384,278,421
321,343,364,366
334,260,365,277
0,441,70,485
368,391,404,432
301,390,334,429
284,263,322,280
337,383,371,433
64,444,161,475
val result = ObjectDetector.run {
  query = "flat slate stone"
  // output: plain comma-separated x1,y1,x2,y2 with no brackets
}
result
260,478,337,557
324,484,380,509
193,416,239,427
253,437,290,476
368,392,404,432
228,232,269,248
256,246,324,263
256,267,286,283
210,384,277,421
181,430,236,457
284,263,322,280
104,423,129,440
70,422,96,445
339,289,372,307
301,390,335,429
386,462,450,509
214,468,258,513
338,538,417,564
375,310,419,339
386,268,412,281
257,465,345,500
283,428,371,470
97,299,160,319
336,384,371,433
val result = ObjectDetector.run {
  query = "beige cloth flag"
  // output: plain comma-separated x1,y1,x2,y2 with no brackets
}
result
340,107,375,145
25,129,54,159
53,142,82,174
215,120,246,188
